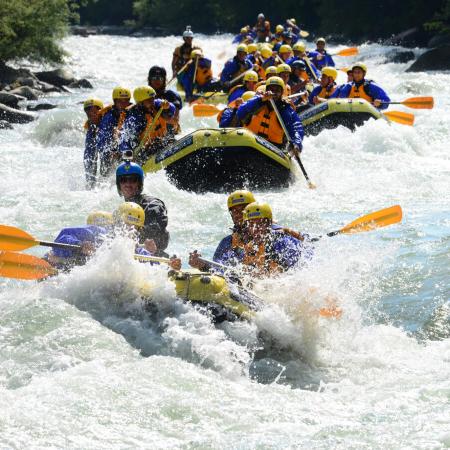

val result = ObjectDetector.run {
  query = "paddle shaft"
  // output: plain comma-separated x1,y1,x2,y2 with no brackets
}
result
167,60,192,86
133,106,164,158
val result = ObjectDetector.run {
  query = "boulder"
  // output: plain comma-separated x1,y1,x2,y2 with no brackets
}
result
385,50,415,64
0,62,38,85
427,34,450,48
27,103,57,111
0,120,13,129
406,45,450,72
38,81,62,93
12,77,38,88
0,92,25,108
68,78,93,89
34,68,76,87
0,103,35,123
384,27,431,48
9,86,40,101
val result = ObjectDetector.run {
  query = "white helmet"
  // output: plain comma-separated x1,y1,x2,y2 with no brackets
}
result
258,13,265,20
183,26,194,38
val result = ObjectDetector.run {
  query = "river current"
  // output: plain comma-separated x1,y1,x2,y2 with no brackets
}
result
0,34,449,448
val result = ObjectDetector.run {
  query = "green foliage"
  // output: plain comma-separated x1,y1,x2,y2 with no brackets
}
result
0,0,76,64
425,0,450,34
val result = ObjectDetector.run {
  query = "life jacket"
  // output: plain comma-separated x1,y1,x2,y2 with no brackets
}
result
173,44,201,71
195,60,213,86
231,231,245,250
256,21,271,36
317,83,336,99
283,84,291,97
246,103,285,145
349,80,373,102
138,111,169,146
242,240,282,277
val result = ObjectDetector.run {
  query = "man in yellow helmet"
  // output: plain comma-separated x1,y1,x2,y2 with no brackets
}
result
220,44,254,90
119,86,176,162
308,67,338,105
227,70,258,104
218,91,256,128
309,37,335,70
232,26,252,44
96,87,132,177
171,26,202,78
83,98,104,189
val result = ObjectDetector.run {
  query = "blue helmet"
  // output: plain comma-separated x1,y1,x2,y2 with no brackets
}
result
116,162,144,196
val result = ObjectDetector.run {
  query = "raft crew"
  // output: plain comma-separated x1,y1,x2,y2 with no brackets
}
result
254,13,271,43
232,26,252,44
220,44,254,90
96,87,132,177
119,86,176,163
83,98,104,190
218,91,256,128
308,37,335,70
237,76,304,153
330,62,390,109
277,44,293,62
309,67,338,105
171,26,202,78
287,42,321,80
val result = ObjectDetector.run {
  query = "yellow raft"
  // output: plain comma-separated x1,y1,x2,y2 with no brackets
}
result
299,98,384,136
142,127,294,192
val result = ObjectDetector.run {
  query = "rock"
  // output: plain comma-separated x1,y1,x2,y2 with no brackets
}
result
385,50,415,64
68,78,93,89
0,62,38,85
9,86,40,101
0,103,35,123
34,68,76,87
27,103,57,111
385,27,431,48
12,77,38,88
37,81,62,93
0,92,25,108
406,45,450,72
0,120,13,129
427,34,450,48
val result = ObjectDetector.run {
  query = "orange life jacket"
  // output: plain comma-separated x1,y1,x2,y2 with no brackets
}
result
246,104,285,145
317,84,337,99
283,84,291,97
138,111,169,146
242,240,281,277
349,81,373,102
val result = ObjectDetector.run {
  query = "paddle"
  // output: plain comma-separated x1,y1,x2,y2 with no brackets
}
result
331,47,359,57
0,250,57,280
299,30,310,38
133,106,164,159
303,56,319,82
166,60,192,87
310,205,402,242
269,98,315,189
382,96,434,110
383,111,415,126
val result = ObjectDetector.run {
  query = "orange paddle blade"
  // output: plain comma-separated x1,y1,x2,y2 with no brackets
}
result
0,224,39,251
384,111,415,126
0,251,57,280
339,205,402,235
334,47,359,57
192,104,221,117
401,96,434,109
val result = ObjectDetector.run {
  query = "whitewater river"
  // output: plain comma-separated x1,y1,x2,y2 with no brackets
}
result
0,34,449,448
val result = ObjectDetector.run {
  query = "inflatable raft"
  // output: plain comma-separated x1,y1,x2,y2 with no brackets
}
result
142,128,294,192
299,98,384,136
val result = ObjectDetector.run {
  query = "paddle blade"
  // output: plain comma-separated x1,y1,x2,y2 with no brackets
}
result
335,47,359,57
192,104,220,117
339,205,402,235
0,224,38,251
402,96,434,109
299,30,310,38
0,251,57,280
384,111,415,126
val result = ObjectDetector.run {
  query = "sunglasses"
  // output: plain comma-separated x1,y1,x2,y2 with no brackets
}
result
119,175,140,183
150,76,165,81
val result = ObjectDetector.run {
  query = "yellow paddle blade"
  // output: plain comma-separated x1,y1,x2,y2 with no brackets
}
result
334,47,359,57
339,205,402,235
401,96,434,109
0,251,57,280
384,111,415,126
192,104,221,117
0,224,39,251
299,30,310,38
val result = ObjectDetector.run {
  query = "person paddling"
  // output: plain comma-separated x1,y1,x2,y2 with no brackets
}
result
171,26,202,79
308,37,335,70
309,67,338,105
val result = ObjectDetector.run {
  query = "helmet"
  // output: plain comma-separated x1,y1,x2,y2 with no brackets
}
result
240,27,248,34
291,60,307,71
190,49,203,59
242,91,256,102
227,190,256,209
247,43,258,53
266,76,285,89
86,211,113,227
260,46,273,59
236,44,248,54
183,26,194,38
277,63,291,74
112,87,131,101
116,162,144,195
293,42,306,52
113,202,145,228
148,66,167,80
258,13,265,20
289,18,297,24
275,25,284,34
83,98,103,110
352,62,367,73
243,70,258,82
322,67,338,80
243,202,272,221
279,44,292,54
265,66,278,77
316,37,326,44
133,86,156,103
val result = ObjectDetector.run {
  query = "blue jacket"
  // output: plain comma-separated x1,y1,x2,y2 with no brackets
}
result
53,225,107,258
218,107,240,128
268,231,313,270
96,106,123,157
119,100,176,152
287,56,321,79
84,123,97,162
220,56,253,84
308,50,335,69
329,80,390,110
180,57,214,98
227,86,247,104
237,95,304,147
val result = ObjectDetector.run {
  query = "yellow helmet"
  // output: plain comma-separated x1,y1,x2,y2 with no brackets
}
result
352,62,367,73
243,202,273,221
265,66,278,77
243,70,258,82
236,44,248,54
275,25,284,34
240,27,248,34
293,42,306,52
266,76,285,89
260,46,273,59
322,67,338,80
277,63,291,74
241,91,256,102
86,211,113,227
227,190,256,209
289,18,297,24
83,98,103,110
279,44,292,54
133,86,156,103
112,87,131,101
247,43,258,53
316,37,326,44
113,202,145,228
190,49,203,59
